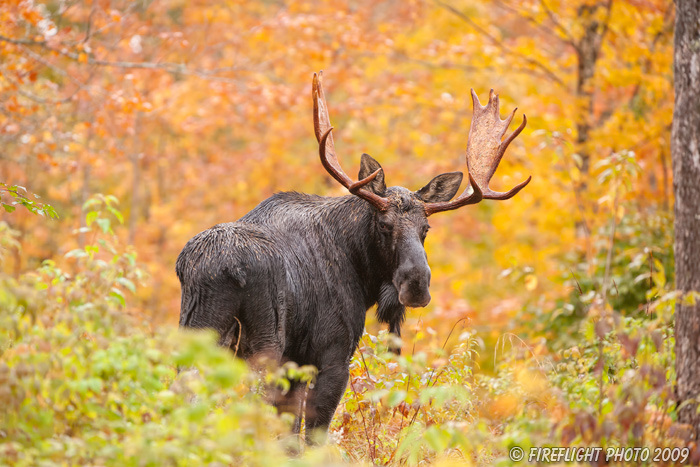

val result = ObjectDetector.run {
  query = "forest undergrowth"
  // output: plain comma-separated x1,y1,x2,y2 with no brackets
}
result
0,187,693,467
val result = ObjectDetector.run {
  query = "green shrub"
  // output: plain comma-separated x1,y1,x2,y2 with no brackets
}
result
0,196,294,467
0,194,691,467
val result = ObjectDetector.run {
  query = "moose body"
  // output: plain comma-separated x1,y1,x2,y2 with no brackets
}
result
178,186,444,432
176,72,531,438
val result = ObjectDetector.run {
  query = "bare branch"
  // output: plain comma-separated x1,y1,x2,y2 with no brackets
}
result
538,0,579,49
0,68,79,104
16,44,84,85
493,0,578,50
598,0,614,48
0,35,38,46
390,51,481,72
9,43,103,104
434,0,568,89
598,0,670,127
390,50,564,89
82,3,97,44
0,34,244,84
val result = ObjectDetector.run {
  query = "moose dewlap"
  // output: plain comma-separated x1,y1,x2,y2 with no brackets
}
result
176,71,531,441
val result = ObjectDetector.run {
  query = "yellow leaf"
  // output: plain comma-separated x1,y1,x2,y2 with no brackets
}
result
524,274,538,291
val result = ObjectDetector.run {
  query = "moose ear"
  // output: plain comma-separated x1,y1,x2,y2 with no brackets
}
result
416,172,464,203
358,153,387,195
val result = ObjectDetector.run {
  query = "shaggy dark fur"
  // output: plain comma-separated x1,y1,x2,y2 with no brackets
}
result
176,154,463,438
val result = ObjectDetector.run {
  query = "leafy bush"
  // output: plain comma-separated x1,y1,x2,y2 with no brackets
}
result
0,183,58,218
0,196,297,467
0,193,693,466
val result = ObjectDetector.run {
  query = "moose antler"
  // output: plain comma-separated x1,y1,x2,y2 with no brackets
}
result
424,89,531,216
313,72,389,211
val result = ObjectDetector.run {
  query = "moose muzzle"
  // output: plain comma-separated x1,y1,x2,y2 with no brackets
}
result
393,236,432,308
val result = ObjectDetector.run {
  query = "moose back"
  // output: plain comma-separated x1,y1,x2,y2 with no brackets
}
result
176,72,531,439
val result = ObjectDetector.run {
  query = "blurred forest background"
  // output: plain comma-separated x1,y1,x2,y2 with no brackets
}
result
0,0,685,466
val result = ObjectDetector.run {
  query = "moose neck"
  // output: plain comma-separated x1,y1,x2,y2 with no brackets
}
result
323,195,406,335
317,195,386,302
243,191,387,306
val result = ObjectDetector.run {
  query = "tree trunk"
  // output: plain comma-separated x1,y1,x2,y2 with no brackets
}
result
673,0,700,437
575,3,604,177
573,1,611,239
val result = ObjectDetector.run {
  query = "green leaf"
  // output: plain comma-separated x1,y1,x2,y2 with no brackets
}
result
116,277,136,293
105,195,119,206
83,198,101,210
86,211,98,227
367,389,389,403
107,206,124,224
423,426,449,452
387,389,407,407
96,218,111,234
110,288,126,306
43,205,59,219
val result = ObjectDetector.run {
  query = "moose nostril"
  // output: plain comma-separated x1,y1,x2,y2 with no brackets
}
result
419,293,431,307
397,287,431,308
410,289,431,307
396,280,431,308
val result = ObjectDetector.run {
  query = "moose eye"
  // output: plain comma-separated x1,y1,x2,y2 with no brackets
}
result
421,225,430,240
378,221,393,234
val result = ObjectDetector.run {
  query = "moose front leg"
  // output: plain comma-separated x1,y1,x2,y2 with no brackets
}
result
304,362,349,444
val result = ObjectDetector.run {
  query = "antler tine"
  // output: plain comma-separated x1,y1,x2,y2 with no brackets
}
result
313,72,389,211
466,88,531,201
423,88,531,216
313,72,348,186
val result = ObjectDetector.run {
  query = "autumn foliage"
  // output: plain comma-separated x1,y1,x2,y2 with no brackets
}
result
0,0,687,465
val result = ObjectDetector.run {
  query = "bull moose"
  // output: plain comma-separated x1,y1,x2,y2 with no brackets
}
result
176,72,531,440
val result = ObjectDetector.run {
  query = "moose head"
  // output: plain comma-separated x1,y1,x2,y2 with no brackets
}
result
312,72,531,308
